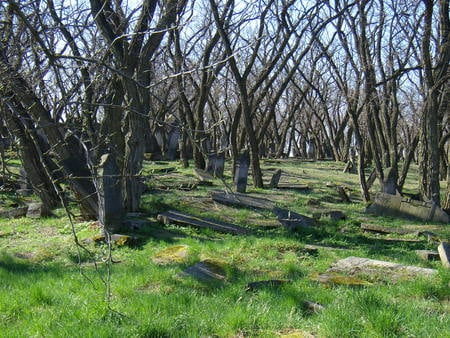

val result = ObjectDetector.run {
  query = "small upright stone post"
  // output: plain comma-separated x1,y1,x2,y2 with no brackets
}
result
214,152,225,178
234,152,250,193
98,153,123,234
437,242,450,268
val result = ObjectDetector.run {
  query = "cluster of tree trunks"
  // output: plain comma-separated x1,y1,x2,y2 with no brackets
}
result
0,0,448,230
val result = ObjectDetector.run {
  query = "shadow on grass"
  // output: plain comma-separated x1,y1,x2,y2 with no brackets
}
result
0,252,61,275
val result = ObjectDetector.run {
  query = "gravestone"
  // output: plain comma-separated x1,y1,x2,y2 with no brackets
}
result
166,128,180,160
269,169,282,188
273,207,316,231
98,153,123,233
366,192,450,223
181,260,226,282
234,152,250,193
157,210,248,235
328,256,437,279
211,191,276,210
437,242,450,268
206,152,225,178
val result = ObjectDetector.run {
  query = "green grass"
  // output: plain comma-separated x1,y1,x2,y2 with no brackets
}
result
0,159,449,337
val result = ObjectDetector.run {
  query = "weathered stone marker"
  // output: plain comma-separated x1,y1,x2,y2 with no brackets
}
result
360,223,418,235
98,153,123,233
437,242,450,268
269,169,282,188
366,192,450,223
234,152,250,193
273,207,316,231
328,256,437,279
206,152,225,178
211,191,276,210
181,260,226,282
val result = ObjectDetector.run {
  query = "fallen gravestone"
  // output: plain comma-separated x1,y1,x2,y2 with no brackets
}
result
415,250,440,261
328,256,437,280
360,223,418,235
157,210,248,235
314,272,372,286
273,207,316,231
437,242,450,268
181,260,226,282
211,191,276,210
275,183,311,191
366,192,450,223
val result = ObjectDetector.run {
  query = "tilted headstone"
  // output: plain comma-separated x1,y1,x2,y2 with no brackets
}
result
26,202,52,218
269,169,282,188
366,192,450,223
234,152,250,193
381,167,397,195
98,153,123,233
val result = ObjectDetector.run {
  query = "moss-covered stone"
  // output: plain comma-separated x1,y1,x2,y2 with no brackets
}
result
152,245,189,265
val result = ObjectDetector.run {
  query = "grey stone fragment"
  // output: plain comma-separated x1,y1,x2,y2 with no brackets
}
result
273,207,316,231
181,260,226,282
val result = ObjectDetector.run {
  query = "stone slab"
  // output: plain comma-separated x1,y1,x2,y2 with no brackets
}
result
273,207,316,231
415,250,440,261
181,260,226,282
328,256,437,279
0,206,28,218
211,191,276,210
157,210,248,235
437,242,450,268
360,223,418,235
26,202,52,218
366,192,450,223
194,168,214,183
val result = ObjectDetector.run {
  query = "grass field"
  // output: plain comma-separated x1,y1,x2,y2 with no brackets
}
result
0,159,449,337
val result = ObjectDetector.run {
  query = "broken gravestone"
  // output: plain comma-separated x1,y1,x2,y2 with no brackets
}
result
234,152,250,193
245,279,291,291
437,242,450,268
211,191,276,210
273,207,316,231
366,192,450,223
181,260,227,282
